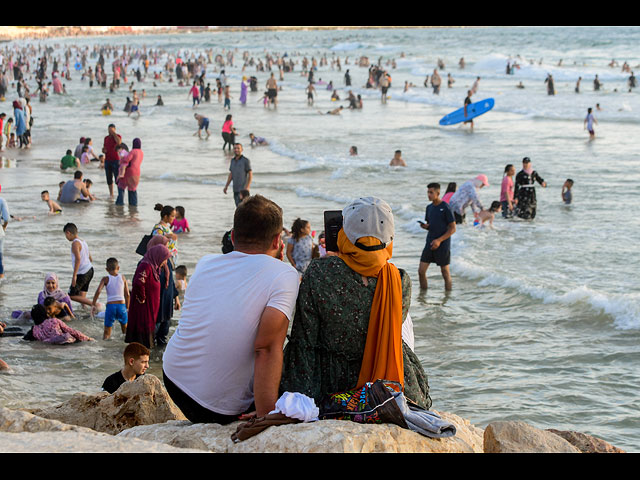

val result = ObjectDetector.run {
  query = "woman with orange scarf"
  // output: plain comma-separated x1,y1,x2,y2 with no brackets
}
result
280,198,431,409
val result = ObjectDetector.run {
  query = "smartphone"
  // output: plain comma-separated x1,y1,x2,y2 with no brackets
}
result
324,210,343,253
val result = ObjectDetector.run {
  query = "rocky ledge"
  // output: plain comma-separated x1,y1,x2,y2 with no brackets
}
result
0,375,625,453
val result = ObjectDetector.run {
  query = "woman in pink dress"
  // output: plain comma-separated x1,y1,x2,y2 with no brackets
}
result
125,244,171,349
30,304,93,345
116,138,143,206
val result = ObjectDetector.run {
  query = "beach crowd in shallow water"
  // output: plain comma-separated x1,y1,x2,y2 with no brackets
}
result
0,37,635,429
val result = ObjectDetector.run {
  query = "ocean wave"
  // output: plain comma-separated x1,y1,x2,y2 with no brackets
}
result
452,256,640,330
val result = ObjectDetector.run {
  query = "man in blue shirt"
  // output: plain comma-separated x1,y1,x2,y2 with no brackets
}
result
418,183,456,291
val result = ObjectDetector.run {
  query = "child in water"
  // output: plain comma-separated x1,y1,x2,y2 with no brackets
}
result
41,190,62,214
80,179,96,202
92,257,130,340
30,304,93,345
474,201,502,228
43,296,76,322
442,183,457,204
562,179,574,205
171,206,190,234
174,265,188,303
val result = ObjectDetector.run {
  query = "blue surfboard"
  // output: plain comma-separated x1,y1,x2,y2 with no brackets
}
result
439,98,495,126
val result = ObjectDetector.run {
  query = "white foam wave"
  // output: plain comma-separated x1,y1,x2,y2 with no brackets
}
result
453,256,640,330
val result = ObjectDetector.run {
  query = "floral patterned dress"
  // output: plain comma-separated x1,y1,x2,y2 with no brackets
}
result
280,256,432,409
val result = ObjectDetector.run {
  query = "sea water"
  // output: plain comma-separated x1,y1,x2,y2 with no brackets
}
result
0,26,638,451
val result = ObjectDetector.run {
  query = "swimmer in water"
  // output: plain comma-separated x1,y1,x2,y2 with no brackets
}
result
562,179,574,205
249,133,268,146
389,150,407,167
319,106,343,115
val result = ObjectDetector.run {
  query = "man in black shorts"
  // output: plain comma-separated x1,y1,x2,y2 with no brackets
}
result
418,183,456,291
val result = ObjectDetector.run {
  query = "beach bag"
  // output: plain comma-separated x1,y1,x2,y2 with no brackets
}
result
318,380,408,429
135,234,152,256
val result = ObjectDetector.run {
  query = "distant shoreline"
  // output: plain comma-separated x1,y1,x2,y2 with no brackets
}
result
0,26,472,42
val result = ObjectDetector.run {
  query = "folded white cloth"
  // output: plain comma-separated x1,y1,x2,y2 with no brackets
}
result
270,392,319,423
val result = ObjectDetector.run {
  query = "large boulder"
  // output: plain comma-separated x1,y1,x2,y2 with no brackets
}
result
546,429,625,453
484,421,581,453
28,374,187,435
0,407,204,453
117,410,485,453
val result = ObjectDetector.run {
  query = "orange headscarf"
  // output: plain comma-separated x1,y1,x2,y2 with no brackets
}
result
337,229,404,389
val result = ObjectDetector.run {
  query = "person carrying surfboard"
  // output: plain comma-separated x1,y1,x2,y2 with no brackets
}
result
464,90,474,131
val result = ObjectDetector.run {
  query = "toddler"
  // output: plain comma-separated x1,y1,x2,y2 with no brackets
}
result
92,257,130,340
171,206,190,233
474,201,502,228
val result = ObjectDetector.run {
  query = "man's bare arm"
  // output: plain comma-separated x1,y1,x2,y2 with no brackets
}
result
253,306,290,417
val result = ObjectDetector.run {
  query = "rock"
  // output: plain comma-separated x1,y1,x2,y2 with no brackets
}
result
546,429,625,453
0,407,204,453
29,374,187,435
484,421,581,453
118,410,485,453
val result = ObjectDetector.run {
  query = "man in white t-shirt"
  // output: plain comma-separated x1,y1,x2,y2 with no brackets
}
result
162,195,300,424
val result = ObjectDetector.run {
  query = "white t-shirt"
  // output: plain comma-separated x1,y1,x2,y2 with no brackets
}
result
162,251,300,416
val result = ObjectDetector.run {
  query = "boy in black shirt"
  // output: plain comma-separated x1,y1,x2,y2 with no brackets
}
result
418,183,456,291
102,342,150,394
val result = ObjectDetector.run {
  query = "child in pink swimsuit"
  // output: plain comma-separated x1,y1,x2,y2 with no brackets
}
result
171,206,190,234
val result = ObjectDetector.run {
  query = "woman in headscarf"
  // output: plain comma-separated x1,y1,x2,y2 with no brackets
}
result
280,197,431,409
12,100,26,149
144,234,179,347
37,273,74,316
115,138,143,206
514,157,547,220
125,244,171,349
448,174,489,224
239,77,248,105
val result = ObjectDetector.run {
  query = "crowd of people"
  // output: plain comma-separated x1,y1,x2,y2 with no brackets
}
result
0,36,605,435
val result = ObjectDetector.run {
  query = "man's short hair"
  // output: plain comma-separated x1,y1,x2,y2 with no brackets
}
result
123,342,150,361
73,170,83,179
63,223,78,235
427,183,441,191
233,195,283,250
106,257,119,271
41,190,48,195
66,149,72,155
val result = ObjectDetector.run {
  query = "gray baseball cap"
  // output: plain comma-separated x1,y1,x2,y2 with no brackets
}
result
342,197,395,249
